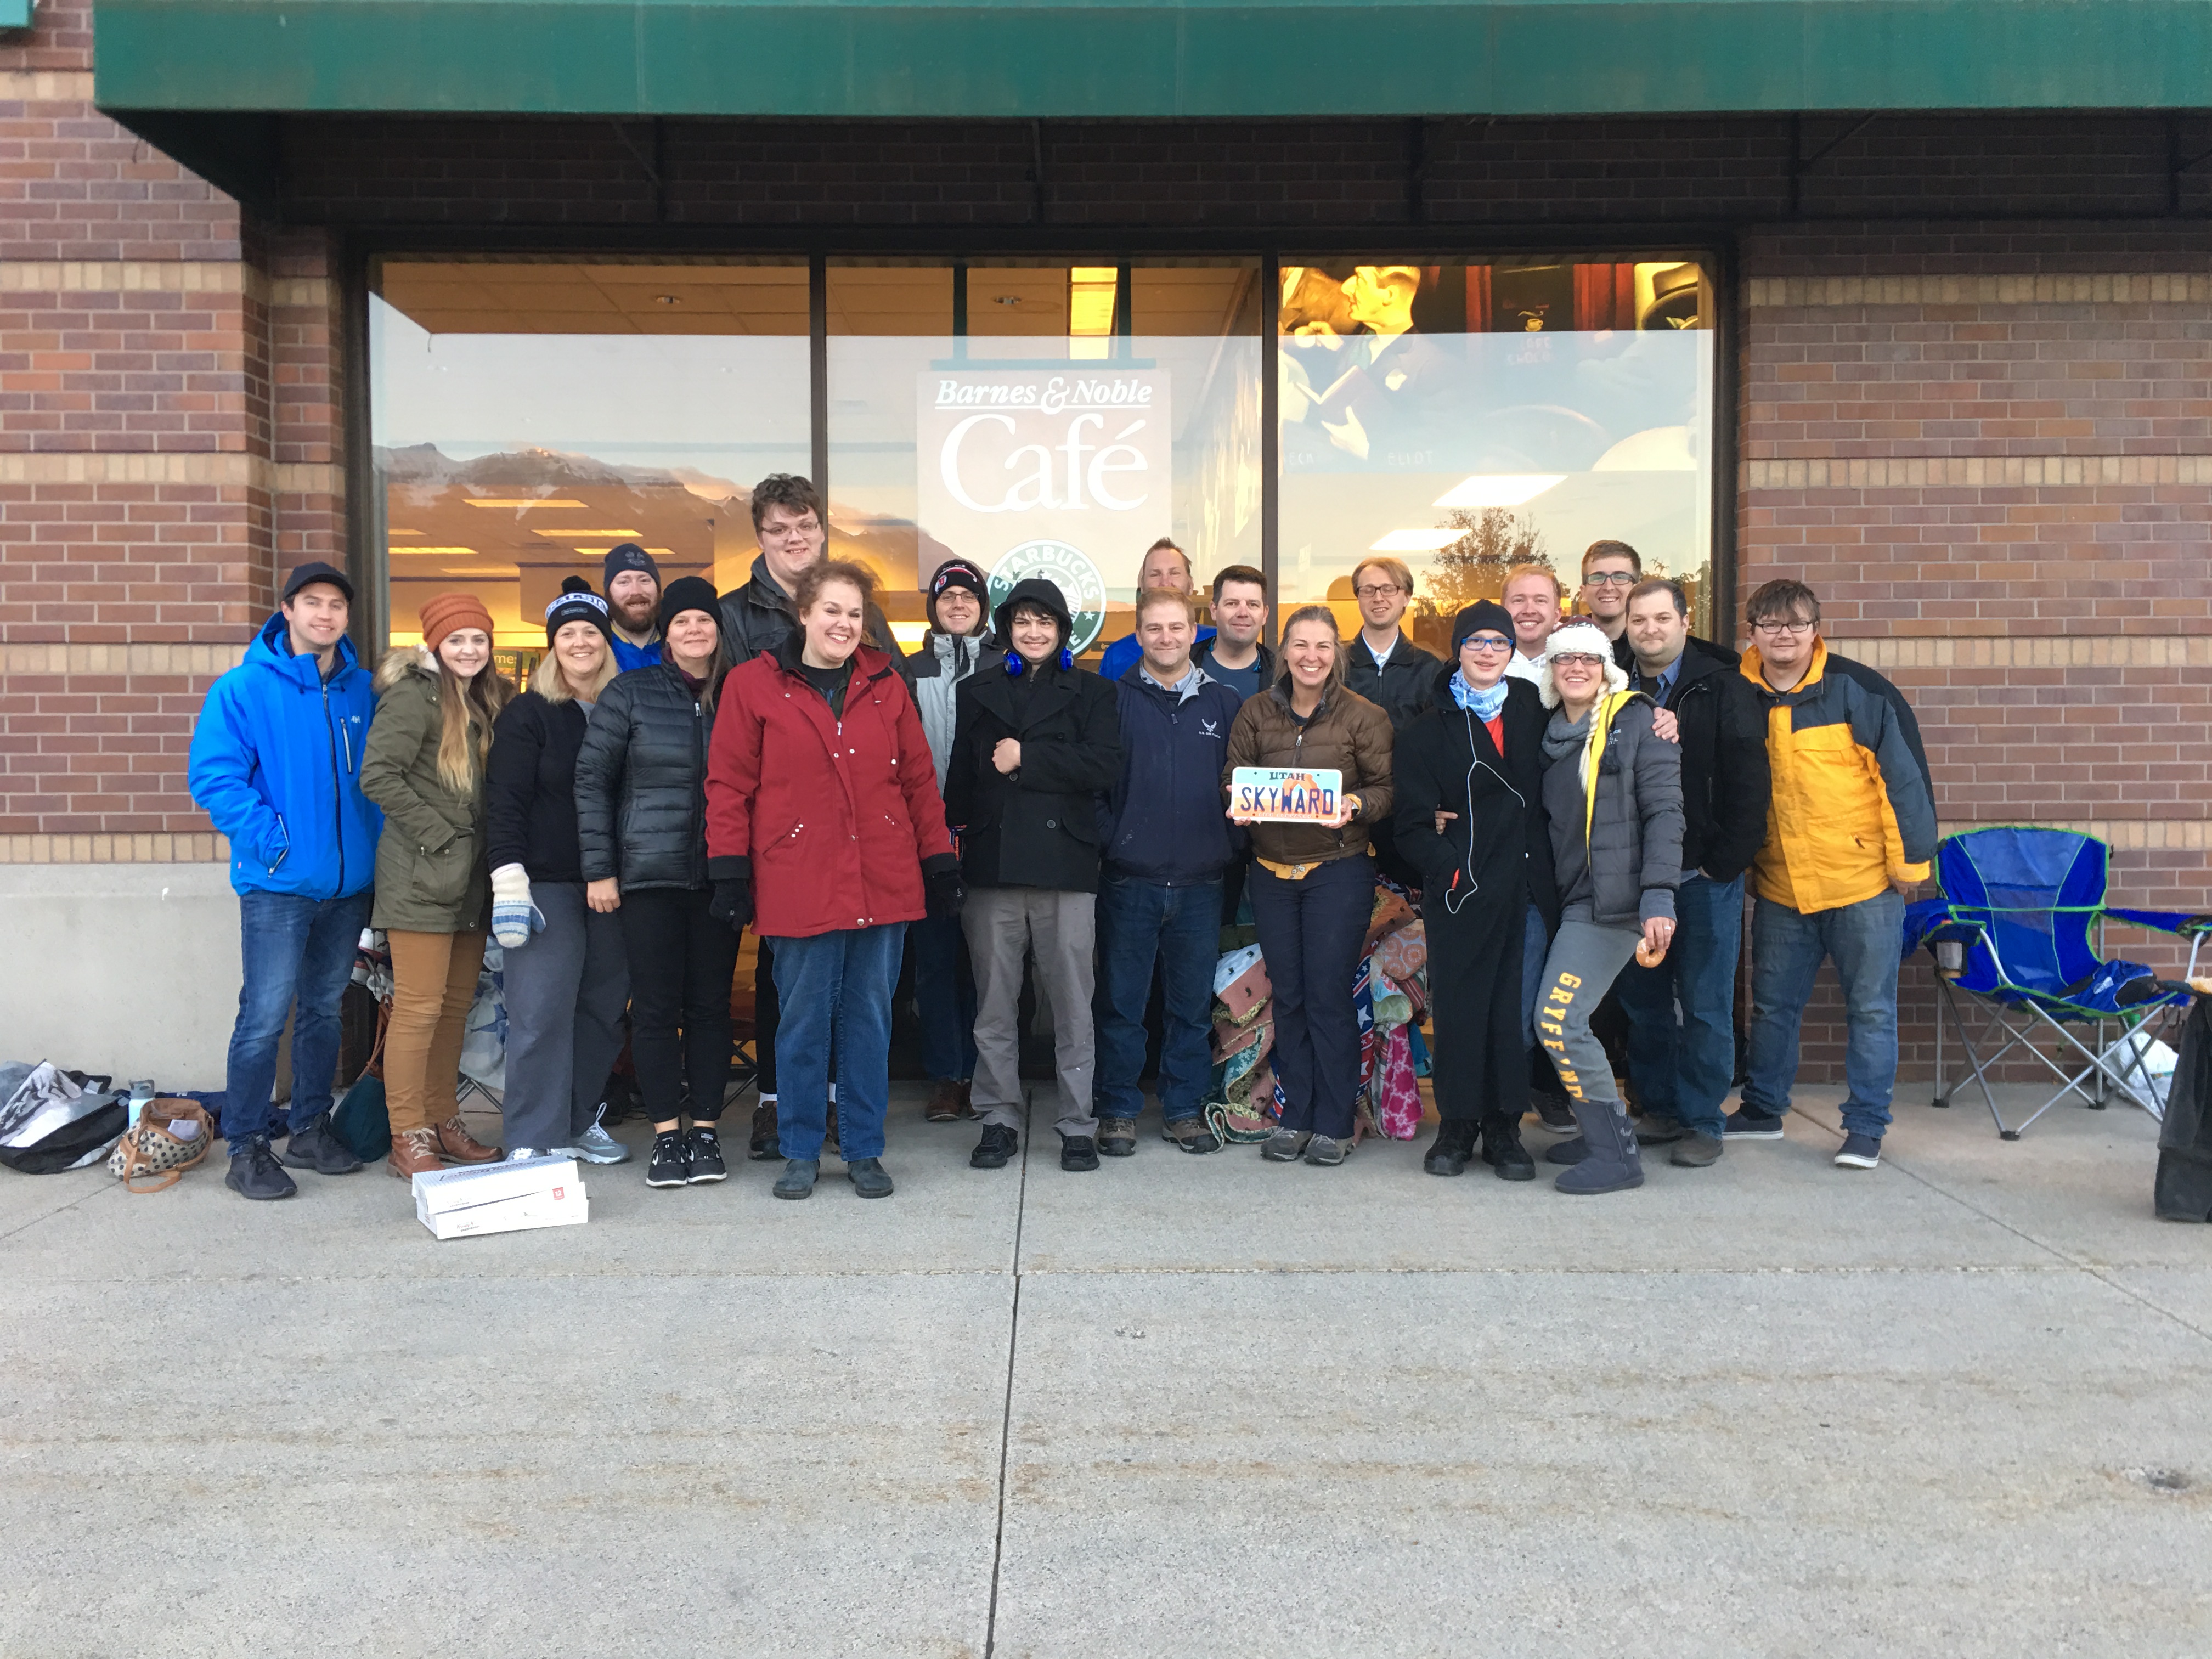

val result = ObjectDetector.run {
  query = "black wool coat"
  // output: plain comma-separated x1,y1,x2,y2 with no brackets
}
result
944,659,1124,893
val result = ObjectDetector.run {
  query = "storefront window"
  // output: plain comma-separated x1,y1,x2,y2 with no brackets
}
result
1277,258,1716,651
368,259,812,661
826,260,1262,655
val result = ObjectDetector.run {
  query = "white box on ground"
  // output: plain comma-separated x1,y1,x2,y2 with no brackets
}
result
413,1155,588,1239
419,1184,588,1240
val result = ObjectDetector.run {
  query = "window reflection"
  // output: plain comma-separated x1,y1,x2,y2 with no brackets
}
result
1278,258,1714,650
369,259,812,665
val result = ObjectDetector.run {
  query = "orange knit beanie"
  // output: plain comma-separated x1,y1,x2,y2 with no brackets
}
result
419,591,495,651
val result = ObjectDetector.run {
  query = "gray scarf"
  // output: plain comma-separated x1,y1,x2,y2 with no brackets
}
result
1542,705,1594,764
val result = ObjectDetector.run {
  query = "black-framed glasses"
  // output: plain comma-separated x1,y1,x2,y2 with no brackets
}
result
1549,652,1608,668
1751,618,1816,636
1583,571,1637,586
1353,583,1404,600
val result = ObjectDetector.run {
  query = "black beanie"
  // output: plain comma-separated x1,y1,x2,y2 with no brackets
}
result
927,558,989,631
603,542,661,588
544,574,612,644
1451,600,1516,653
659,574,720,634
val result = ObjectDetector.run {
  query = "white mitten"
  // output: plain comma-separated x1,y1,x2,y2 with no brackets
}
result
490,862,540,949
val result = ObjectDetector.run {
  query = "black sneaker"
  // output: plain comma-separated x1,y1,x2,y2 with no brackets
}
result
747,1099,780,1161
279,1111,362,1175
1423,1119,1477,1177
224,1137,297,1201
971,1124,1019,1169
1725,1106,1788,1141
1833,1131,1882,1170
686,1127,728,1184
1059,1134,1100,1172
847,1157,894,1199
646,1131,691,1188
1480,1121,1537,1182
1533,1092,1578,1133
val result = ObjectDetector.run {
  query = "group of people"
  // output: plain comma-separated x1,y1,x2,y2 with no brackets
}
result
188,471,1937,1207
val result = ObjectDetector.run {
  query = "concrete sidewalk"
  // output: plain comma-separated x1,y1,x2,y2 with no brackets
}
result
3,1082,2207,1657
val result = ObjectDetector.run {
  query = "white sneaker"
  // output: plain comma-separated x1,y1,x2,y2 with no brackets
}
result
506,1147,541,1162
565,1122,630,1165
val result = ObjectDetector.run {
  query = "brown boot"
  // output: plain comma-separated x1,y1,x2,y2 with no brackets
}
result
432,1114,501,1164
386,1126,442,1180
925,1080,963,1123
957,1079,974,1119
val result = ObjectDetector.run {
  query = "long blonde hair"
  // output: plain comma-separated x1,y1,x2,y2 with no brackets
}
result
436,653,511,794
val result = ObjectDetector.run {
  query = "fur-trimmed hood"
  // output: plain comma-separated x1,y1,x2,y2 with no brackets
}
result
373,642,443,692
1536,622,1630,708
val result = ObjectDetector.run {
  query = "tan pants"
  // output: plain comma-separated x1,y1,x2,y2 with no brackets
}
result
385,929,486,1134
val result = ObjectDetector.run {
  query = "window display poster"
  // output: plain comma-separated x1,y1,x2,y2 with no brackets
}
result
916,367,1172,654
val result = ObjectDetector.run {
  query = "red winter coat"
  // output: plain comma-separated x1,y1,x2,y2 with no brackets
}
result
704,642,953,939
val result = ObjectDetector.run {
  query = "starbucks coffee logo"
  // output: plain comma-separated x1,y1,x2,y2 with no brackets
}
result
988,539,1108,656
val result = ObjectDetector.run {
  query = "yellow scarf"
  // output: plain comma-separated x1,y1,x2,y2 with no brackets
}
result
1579,689,1640,849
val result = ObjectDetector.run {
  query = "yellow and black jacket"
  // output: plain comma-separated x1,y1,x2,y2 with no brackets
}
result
1740,638,1936,913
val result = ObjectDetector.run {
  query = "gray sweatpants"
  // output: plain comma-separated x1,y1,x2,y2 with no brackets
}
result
962,887,1097,1138
1533,901,1643,1108
500,881,630,1154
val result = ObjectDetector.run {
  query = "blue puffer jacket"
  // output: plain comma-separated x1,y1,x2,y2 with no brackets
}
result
188,612,383,899
1102,662,1245,884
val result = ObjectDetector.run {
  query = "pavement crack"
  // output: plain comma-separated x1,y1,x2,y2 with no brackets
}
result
983,1084,1034,1659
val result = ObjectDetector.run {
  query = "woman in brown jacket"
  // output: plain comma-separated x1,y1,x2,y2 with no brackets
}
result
1222,603,1396,1166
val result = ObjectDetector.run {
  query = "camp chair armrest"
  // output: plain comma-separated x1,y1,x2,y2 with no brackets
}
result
2104,907,2210,936
1902,899,1981,960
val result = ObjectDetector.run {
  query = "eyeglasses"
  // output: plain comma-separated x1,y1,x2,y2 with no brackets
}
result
1462,635,1514,653
1550,653,1608,669
1353,584,1404,601
1583,571,1638,587
1751,618,1816,636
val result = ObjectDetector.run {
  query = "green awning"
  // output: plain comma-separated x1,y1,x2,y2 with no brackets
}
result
93,0,2212,119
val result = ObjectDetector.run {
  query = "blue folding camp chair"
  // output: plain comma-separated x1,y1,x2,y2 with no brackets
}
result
1903,827,2209,1139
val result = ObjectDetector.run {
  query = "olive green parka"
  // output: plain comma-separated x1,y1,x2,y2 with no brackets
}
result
360,647,493,933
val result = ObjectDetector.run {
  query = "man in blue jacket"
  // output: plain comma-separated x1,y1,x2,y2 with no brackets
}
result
188,562,385,1200
1092,587,1244,1157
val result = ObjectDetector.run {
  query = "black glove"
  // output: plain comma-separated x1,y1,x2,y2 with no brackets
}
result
923,855,965,921
708,876,753,932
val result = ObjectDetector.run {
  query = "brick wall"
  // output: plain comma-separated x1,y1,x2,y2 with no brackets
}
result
1,0,2203,1079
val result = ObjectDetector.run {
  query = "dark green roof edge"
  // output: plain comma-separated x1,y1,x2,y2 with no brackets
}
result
94,0,2212,119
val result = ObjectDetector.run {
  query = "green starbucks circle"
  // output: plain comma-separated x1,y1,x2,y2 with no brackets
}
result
987,539,1109,656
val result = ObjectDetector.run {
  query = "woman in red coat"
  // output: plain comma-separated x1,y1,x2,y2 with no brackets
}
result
704,559,964,1201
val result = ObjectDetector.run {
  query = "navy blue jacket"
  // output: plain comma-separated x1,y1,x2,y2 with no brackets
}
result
188,612,382,899
1101,663,1245,885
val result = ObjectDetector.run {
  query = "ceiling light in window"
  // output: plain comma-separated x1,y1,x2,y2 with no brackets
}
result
387,528,424,537
573,547,676,557
528,529,644,539
1069,266,1118,342
1431,475,1566,509
462,498,590,510
389,546,482,557
1370,528,1464,552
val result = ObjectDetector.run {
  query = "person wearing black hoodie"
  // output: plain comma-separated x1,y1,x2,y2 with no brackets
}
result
1615,576,1771,1167
945,578,1124,1173
1392,601,1556,1182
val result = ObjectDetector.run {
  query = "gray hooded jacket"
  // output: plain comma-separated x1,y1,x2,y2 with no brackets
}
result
1539,693,1685,928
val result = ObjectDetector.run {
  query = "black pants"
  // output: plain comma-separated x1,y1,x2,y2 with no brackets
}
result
1424,891,1529,1129
618,885,738,1124
752,933,781,1096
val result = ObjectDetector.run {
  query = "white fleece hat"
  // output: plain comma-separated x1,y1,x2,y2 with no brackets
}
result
1536,621,1630,708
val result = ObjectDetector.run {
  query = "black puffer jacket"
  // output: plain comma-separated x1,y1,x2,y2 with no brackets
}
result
574,659,720,891
718,554,902,667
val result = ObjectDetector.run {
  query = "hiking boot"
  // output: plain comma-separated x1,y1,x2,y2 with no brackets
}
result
1544,1135,1589,1165
433,1115,501,1164
1163,1117,1221,1154
1097,1117,1137,1157
225,1137,297,1201
1633,1116,1691,1147
1424,1119,1477,1177
1261,1128,1311,1162
1059,1134,1100,1172
774,1158,820,1200
970,1124,1019,1169
924,1080,966,1123
386,1126,442,1180
1833,1132,1882,1170
748,1099,781,1161
1302,1134,1348,1166
686,1126,728,1184
1725,1106,1787,1141
1671,1132,1724,1167
1533,1092,1578,1133
279,1112,361,1175
1554,1098,1644,1195
847,1157,894,1199
645,1130,691,1188
1479,1120,1536,1181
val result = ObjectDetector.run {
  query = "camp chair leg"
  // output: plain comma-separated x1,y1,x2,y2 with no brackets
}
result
1936,979,2022,1138
1932,968,1948,1107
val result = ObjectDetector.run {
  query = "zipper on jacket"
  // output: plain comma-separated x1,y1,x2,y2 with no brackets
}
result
691,693,706,887
322,676,346,898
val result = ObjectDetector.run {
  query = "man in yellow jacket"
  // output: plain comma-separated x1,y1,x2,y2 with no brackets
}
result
1725,579,1937,1171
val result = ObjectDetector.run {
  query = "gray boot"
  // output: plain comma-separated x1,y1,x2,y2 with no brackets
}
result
1553,1095,1644,1195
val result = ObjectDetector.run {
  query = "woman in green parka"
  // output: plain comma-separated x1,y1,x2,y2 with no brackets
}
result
360,592,514,1180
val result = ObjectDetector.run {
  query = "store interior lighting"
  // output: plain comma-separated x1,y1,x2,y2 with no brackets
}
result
1069,266,1118,359
462,498,590,510
1369,527,1466,551
1432,474,1566,509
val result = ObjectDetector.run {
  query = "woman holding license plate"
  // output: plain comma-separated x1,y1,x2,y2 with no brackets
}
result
1222,605,1395,1166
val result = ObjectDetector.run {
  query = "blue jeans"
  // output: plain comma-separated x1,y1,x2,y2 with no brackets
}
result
1742,889,1905,1139
1094,872,1222,1124
911,912,978,1084
224,888,374,1152
1616,873,1744,1139
771,923,906,1163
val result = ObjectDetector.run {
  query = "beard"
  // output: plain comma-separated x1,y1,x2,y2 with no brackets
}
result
611,595,658,631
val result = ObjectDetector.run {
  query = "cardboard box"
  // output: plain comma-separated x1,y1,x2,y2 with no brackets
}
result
411,1154,580,1215
418,1184,588,1240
